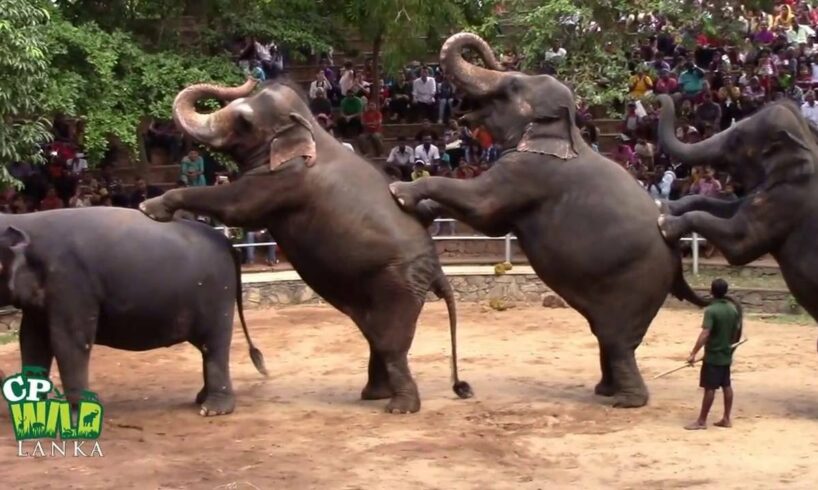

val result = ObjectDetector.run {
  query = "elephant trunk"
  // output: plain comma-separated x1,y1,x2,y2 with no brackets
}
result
172,79,258,147
440,32,508,98
657,94,729,166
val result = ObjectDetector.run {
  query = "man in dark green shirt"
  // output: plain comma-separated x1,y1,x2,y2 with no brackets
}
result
685,279,741,430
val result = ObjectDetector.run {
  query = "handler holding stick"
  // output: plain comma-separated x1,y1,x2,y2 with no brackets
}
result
685,278,741,430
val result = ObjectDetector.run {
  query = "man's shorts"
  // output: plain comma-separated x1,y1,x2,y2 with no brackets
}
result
700,362,731,390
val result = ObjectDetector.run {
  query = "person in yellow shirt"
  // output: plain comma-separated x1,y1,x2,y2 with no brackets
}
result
772,4,794,29
629,66,653,99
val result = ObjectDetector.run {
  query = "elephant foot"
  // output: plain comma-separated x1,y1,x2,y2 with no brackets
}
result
195,386,207,405
654,199,671,215
139,197,174,222
361,382,394,401
384,393,421,414
594,381,617,397
388,182,420,213
612,390,649,409
657,214,685,243
199,392,235,417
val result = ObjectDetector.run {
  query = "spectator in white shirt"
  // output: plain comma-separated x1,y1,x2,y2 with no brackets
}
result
308,70,332,100
387,136,415,180
802,91,818,126
414,136,440,165
67,152,88,176
412,67,437,122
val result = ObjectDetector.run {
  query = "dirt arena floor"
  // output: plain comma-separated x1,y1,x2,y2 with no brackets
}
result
1,303,817,489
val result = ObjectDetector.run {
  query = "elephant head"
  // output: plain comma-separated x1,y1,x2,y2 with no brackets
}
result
441,32,581,159
0,227,45,309
173,78,317,170
656,94,817,192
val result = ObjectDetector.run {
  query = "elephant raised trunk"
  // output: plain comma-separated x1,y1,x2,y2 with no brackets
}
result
172,79,258,147
440,32,508,98
657,94,729,166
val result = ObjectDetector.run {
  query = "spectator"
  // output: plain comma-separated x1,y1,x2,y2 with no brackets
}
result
308,70,332,100
412,67,437,122
650,52,671,73
634,138,655,170
66,152,88,177
129,177,163,209
249,61,266,82
437,75,455,124
622,102,642,136
754,21,776,45
544,42,567,64
629,66,654,99
410,160,430,180
386,136,415,179
689,167,723,197
473,125,493,160
40,186,64,210
339,62,356,96
679,61,706,100
244,229,278,267
414,136,440,165
180,150,206,187
802,90,818,125
742,76,767,112
718,78,742,129
388,71,412,122
694,91,722,132
68,185,93,208
337,90,364,139
360,101,384,157
309,88,333,120
654,70,679,94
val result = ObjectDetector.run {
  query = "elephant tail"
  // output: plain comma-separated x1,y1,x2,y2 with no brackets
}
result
232,247,268,377
432,274,473,399
670,255,710,308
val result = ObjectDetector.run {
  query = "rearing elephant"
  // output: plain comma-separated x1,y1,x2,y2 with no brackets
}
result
390,33,708,408
139,78,471,414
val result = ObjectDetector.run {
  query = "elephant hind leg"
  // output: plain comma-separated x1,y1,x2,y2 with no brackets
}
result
592,322,649,409
354,295,423,414
193,316,236,417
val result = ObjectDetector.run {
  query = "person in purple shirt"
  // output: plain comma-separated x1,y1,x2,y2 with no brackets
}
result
754,22,776,44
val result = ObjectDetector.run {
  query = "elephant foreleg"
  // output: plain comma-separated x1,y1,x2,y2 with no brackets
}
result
48,308,97,407
19,310,53,377
390,174,525,236
594,341,616,397
139,174,283,227
659,195,744,219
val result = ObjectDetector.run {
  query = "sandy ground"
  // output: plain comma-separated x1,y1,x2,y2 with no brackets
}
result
0,304,817,489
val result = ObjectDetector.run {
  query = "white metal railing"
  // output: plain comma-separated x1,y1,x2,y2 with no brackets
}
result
217,222,703,275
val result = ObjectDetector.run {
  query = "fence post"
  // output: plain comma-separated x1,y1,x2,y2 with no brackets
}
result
504,234,512,263
692,233,699,276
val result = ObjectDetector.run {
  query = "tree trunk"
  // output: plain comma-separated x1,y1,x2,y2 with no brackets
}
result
371,32,384,107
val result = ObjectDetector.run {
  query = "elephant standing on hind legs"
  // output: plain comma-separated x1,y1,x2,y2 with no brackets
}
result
655,94,818,330
139,77,471,414
390,33,710,408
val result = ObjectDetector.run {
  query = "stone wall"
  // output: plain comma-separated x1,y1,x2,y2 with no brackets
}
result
241,273,800,314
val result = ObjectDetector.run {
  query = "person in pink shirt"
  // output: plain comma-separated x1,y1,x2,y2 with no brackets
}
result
690,167,723,197
654,70,679,94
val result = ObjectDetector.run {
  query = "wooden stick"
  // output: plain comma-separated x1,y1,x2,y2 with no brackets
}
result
653,338,748,379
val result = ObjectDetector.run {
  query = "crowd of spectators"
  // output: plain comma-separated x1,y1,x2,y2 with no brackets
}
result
583,1,818,210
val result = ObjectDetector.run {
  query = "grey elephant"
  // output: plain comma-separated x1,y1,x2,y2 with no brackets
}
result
389,33,711,408
139,78,471,414
655,95,818,324
0,208,266,416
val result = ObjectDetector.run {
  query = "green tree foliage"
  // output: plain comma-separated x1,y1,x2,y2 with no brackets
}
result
0,0,52,186
498,0,777,112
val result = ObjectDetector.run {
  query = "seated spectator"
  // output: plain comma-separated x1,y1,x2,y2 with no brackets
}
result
412,67,437,122
786,81,804,106
453,157,478,179
360,101,384,157
40,186,64,210
650,52,671,74
802,90,818,125
244,229,278,267
350,71,371,105
689,167,723,197
628,66,653,99
180,150,206,187
473,124,493,160
614,135,638,168
129,177,163,209
437,75,455,124
415,136,440,165
66,152,88,177
622,102,642,136
315,113,334,135
388,71,412,122
68,185,93,208
249,61,266,82
386,136,415,180
678,61,706,101
339,62,356,96
309,70,332,101
742,76,767,112
309,88,333,119
754,21,776,45
694,91,722,132
634,138,655,170
410,160,430,180
337,90,364,139
654,70,678,94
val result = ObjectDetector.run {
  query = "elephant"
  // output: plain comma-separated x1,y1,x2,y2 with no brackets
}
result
388,32,709,408
655,94,818,323
139,78,471,414
0,208,267,416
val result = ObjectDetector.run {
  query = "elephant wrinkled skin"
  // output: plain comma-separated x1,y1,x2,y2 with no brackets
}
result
390,33,709,408
0,208,266,416
139,78,471,414
655,94,818,323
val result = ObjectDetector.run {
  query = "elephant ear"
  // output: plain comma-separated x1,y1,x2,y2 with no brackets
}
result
0,226,44,308
761,129,815,189
270,113,317,170
516,105,579,160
